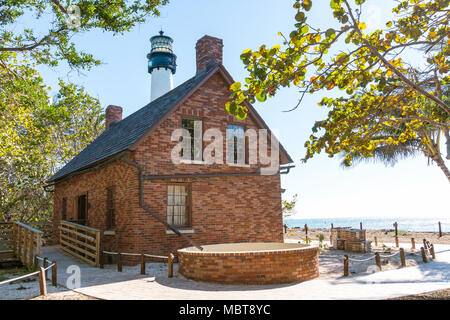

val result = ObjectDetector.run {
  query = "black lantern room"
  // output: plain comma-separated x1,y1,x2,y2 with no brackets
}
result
147,31,177,74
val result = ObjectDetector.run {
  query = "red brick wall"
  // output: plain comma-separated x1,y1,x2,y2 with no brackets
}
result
196,36,223,72
52,70,286,263
178,246,319,284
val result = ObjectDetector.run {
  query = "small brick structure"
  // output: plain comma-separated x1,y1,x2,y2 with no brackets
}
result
332,228,371,253
178,242,319,285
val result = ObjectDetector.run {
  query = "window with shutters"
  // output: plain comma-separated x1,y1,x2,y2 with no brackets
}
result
167,184,190,227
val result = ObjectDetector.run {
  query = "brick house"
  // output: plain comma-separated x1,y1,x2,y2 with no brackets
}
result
48,33,294,260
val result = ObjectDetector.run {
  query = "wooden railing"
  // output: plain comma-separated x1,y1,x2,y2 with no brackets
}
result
59,220,101,267
0,222,14,260
12,222,43,268
0,256,58,297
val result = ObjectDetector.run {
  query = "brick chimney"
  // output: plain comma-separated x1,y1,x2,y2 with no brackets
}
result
196,35,223,73
105,105,123,129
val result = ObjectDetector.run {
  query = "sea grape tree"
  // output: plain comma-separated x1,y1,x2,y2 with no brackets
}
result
227,0,450,181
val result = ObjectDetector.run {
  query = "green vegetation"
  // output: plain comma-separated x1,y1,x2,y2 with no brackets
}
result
0,1,169,222
227,0,450,181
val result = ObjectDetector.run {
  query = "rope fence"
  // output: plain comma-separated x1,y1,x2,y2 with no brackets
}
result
287,220,449,239
0,255,58,296
101,250,175,278
343,239,435,277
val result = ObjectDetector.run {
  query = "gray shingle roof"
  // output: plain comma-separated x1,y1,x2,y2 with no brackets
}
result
48,67,212,183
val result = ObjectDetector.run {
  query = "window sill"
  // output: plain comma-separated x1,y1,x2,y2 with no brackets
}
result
179,159,205,165
104,230,116,236
227,163,251,168
166,228,194,234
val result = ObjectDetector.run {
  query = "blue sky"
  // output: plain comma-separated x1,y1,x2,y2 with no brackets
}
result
37,0,449,219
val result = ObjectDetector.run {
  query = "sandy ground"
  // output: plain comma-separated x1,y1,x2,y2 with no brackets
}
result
285,228,450,245
31,291,99,300
0,232,447,300
389,288,450,300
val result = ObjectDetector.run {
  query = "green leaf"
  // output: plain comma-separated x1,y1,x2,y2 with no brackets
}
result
230,82,241,92
256,91,267,102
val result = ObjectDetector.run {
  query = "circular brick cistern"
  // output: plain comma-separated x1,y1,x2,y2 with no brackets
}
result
177,242,319,284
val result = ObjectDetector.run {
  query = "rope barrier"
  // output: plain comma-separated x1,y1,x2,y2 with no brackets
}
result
102,251,168,260
102,251,118,255
379,251,400,258
347,255,376,262
144,254,168,259
43,263,56,271
0,271,40,285
35,256,54,264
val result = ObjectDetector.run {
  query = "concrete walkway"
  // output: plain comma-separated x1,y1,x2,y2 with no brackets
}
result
41,243,450,300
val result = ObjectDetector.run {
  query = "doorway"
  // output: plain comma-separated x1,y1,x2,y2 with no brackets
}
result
77,194,88,225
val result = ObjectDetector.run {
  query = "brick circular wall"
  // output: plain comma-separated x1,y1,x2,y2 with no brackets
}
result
178,242,319,285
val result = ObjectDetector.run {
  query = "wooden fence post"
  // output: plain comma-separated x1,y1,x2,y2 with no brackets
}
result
140,254,146,275
331,223,334,229
28,231,34,269
421,247,428,263
52,261,57,287
395,236,399,248
438,222,442,238
375,252,382,271
36,233,41,257
38,267,47,296
411,238,415,250
343,255,349,277
17,225,22,261
360,222,363,230
168,253,174,278
96,230,101,267
21,228,27,263
43,257,48,279
330,234,334,246
117,253,122,272
430,244,436,259
393,222,398,237
304,224,308,241
374,236,378,247
400,248,406,267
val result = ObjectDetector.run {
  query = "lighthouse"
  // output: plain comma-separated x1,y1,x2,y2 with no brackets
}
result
147,31,177,101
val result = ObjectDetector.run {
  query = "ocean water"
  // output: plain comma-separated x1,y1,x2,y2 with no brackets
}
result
284,217,450,232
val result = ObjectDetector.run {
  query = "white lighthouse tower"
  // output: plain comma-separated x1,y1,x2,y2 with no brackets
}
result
147,31,177,101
